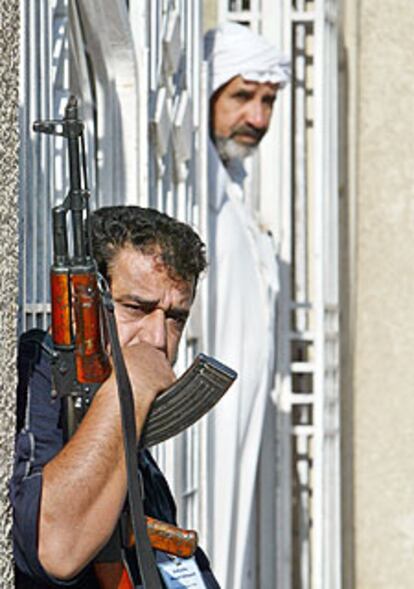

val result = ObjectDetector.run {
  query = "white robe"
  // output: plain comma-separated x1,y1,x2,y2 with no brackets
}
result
208,143,279,588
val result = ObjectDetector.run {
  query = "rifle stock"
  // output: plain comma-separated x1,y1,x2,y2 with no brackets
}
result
136,517,197,558
95,518,197,589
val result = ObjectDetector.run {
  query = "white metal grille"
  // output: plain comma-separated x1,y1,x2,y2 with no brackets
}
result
219,0,262,31
274,0,342,588
19,0,69,332
69,1,140,208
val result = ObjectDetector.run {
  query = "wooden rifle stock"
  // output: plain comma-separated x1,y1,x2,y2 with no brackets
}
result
94,517,198,589
137,516,197,558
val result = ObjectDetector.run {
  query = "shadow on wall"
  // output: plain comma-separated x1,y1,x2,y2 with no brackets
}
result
338,32,355,589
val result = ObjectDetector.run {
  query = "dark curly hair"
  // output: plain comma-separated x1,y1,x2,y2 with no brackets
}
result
90,206,207,289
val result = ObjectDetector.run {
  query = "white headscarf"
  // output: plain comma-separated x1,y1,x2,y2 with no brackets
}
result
204,22,290,96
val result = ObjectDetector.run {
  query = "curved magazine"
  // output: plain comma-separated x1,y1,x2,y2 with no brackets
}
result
140,354,237,448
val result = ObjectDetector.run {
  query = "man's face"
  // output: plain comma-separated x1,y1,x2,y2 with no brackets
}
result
109,245,195,366
210,75,278,161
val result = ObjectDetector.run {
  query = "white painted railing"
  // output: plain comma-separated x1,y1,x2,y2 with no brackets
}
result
275,1,342,588
19,0,69,332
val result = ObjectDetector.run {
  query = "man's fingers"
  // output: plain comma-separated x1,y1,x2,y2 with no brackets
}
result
119,342,175,404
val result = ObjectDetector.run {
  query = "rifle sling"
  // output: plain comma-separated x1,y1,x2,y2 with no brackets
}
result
100,287,162,589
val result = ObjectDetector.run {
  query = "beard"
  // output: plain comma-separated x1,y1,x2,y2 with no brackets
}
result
214,136,256,162
213,125,265,164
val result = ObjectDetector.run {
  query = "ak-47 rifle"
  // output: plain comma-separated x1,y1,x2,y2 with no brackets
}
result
34,97,110,438
34,96,236,588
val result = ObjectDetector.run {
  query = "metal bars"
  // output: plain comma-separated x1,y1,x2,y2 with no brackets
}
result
19,0,69,332
312,1,341,586
219,0,262,32
69,1,140,209
140,0,202,226
275,0,341,587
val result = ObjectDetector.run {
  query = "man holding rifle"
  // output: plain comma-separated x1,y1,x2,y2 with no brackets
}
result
10,204,222,589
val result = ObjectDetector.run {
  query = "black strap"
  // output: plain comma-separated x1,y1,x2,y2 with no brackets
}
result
100,282,162,589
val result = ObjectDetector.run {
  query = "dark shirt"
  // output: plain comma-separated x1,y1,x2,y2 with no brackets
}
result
10,329,219,588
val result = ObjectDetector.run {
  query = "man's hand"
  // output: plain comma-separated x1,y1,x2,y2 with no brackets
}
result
118,341,175,412
38,343,175,581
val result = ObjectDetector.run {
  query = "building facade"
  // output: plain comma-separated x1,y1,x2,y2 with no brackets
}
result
1,1,413,588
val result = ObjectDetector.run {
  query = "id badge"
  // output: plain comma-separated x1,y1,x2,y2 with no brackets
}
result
158,556,207,588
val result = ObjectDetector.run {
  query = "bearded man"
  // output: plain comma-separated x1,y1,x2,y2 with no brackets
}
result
204,22,290,589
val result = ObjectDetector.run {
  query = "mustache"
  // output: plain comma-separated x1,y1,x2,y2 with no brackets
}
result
230,125,265,142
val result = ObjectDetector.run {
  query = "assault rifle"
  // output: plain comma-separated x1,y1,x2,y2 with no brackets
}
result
33,96,236,588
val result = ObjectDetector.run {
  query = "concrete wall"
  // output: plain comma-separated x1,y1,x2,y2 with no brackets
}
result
342,1,414,588
0,0,20,586
203,0,218,32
